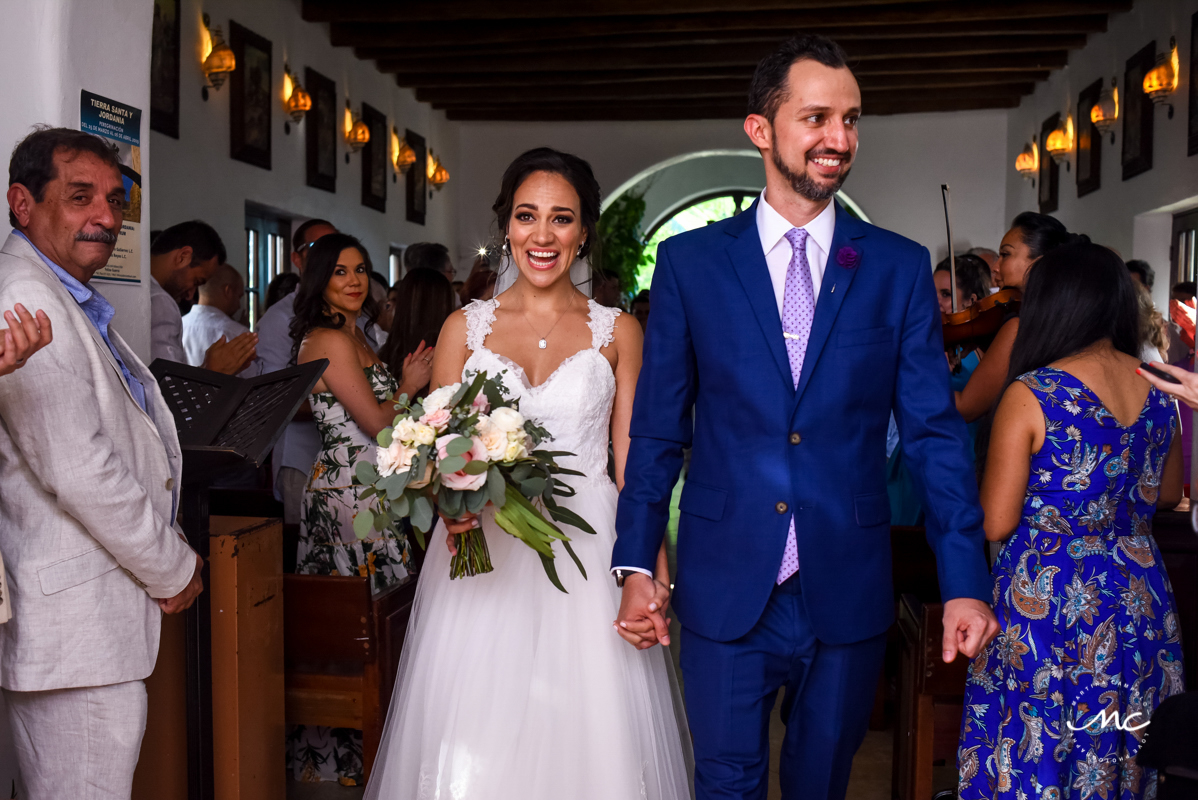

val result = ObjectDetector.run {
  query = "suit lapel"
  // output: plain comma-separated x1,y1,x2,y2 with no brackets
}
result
794,204,868,408
724,201,794,394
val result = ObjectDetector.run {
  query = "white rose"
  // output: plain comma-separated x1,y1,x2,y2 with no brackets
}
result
394,417,436,447
475,416,508,461
376,439,416,478
503,431,529,462
489,406,525,434
422,384,459,414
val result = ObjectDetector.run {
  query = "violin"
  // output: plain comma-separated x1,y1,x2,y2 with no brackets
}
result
937,184,1021,351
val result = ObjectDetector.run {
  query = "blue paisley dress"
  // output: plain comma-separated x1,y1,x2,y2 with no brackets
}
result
958,367,1185,800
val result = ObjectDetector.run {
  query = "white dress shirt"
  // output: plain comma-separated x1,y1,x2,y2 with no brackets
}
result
615,192,839,579
149,277,187,364
181,303,265,376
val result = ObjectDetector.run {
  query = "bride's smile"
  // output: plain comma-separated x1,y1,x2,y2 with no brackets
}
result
507,170,586,287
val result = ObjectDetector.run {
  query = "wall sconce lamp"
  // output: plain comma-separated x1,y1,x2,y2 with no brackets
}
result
1015,141,1039,185
1090,77,1119,144
428,151,449,190
200,14,235,102
391,126,416,181
1045,114,1074,170
344,100,370,163
282,65,311,135
1143,37,1180,119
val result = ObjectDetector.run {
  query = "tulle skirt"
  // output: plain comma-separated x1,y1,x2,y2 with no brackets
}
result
364,477,693,800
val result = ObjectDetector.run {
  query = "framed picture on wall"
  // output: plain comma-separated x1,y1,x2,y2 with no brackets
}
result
1076,78,1102,197
1189,12,1198,156
1038,112,1060,214
405,129,427,226
360,103,387,213
149,0,180,138
305,67,337,193
229,21,272,170
1122,41,1155,180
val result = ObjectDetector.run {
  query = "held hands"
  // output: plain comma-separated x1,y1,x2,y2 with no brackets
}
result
614,572,672,650
158,552,205,615
202,331,258,375
0,304,53,377
941,597,1000,663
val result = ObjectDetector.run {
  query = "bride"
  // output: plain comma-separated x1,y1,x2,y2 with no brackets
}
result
364,148,693,800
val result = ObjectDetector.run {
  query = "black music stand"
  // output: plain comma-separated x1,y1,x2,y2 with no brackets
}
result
149,358,327,800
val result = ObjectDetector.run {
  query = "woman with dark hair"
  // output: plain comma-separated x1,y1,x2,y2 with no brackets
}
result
954,212,1079,422
364,148,690,799
264,271,300,312
378,267,455,392
286,233,417,785
957,244,1184,800
458,265,497,303
934,253,992,316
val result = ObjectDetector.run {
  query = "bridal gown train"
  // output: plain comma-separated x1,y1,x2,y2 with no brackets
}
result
365,297,693,800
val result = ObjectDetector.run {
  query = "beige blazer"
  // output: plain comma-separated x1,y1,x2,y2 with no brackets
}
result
0,233,196,691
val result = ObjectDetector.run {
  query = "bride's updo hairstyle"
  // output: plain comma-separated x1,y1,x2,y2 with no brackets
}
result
492,147,601,262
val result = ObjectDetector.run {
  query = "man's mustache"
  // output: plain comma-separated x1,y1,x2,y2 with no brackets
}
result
76,228,118,244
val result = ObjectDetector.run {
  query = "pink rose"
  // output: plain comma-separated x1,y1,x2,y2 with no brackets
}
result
471,393,491,415
421,408,451,431
436,435,489,492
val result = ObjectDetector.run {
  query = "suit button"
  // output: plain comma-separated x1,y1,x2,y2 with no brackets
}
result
165,478,175,491
776,502,789,514
789,432,802,445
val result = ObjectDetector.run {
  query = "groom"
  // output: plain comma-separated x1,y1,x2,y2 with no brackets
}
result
613,35,999,800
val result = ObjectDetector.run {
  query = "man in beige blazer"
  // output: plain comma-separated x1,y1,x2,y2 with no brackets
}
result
0,127,203,798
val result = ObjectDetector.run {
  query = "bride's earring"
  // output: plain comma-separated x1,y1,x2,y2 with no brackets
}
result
577,241,585,257
503,237,511,256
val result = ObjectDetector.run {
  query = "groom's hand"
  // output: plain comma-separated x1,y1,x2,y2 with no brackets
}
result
941,597,1000,662
615,573,671,649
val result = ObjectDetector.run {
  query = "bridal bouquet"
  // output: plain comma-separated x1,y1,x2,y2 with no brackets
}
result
353,371,596,592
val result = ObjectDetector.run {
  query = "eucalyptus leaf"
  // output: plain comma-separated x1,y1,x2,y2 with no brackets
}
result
549,504,598,536
539,553,567,593
352,509,374,540
512,464,533,484
355,460,380,486
440,454,467,474
487,468,507,508
465,488,488,515
462,460,489,475
446,436,474,457
393,493,411,519
561,540,587,580
379,472,407,500
440,489,463,519
411,495,434,534
376,428,393,448
520,477,547,497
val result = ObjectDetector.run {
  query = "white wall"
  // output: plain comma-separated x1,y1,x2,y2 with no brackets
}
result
0,0,155,358
1004,0,1198,310
151,0,460,303
454,109,1009,267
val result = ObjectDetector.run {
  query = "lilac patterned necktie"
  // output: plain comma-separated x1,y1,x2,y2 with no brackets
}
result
777,227,813,584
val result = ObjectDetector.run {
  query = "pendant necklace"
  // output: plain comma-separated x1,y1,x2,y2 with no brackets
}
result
522,292,574,349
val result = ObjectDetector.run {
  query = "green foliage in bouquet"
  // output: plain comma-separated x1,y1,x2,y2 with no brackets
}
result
353,371,596,593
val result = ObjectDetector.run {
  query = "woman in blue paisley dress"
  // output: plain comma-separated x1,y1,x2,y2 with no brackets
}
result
286,233,424,785
958,243,1185,800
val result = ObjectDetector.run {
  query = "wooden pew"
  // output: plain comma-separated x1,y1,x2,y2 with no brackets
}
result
282,574,416,781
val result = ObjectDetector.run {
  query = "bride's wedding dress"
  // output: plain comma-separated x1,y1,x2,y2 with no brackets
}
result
365,297,693,800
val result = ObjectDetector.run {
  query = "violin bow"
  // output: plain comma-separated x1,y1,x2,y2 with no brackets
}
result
941,184,958,314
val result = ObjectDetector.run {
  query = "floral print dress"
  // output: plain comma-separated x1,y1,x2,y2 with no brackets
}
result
288,362,416,785
958,367,1184,800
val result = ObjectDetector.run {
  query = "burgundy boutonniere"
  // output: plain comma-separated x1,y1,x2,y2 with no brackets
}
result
836,246,860,269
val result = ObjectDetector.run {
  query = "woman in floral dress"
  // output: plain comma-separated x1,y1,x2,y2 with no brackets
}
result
285,233,429,785
959,243,1185,800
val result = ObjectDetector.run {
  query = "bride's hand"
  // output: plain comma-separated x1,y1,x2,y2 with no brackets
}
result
441,510,480,555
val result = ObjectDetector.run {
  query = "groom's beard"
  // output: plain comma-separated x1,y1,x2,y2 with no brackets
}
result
772,141,852,203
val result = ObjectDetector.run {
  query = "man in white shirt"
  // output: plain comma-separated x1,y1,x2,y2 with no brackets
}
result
181,263,264,376
149,221,256,373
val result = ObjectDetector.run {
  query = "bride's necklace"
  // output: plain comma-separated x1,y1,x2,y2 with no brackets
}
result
521,292,574,350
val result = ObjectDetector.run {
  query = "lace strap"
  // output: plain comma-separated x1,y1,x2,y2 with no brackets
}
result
587,300,620,350
464,299,498,352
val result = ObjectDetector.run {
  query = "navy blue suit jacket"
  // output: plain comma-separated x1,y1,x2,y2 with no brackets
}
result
612,201,991,644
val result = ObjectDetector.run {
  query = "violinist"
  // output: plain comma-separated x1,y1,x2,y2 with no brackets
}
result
936,254,991,389
953,212,1077,422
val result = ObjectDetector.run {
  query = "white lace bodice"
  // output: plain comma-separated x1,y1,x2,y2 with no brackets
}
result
462,297,619,484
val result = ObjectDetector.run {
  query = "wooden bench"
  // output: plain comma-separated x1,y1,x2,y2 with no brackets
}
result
283,573,417,781
893,593,969,800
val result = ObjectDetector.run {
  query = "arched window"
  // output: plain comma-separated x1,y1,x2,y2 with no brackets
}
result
634,190,869,293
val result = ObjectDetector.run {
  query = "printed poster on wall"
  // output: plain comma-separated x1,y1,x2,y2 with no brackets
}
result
80,90,142,283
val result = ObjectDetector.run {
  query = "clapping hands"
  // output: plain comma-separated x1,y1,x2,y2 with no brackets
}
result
614,572,672,650
202,331,258,375
0,304,52,377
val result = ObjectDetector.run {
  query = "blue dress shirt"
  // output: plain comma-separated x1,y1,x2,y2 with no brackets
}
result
14,231,147,411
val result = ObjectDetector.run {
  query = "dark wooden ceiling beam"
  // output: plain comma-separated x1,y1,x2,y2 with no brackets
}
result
443,96,1021,122
356,29,1090,61
419,80,1035,107
336,15,1107,51
377,38,1079,74
306,0,1128,23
